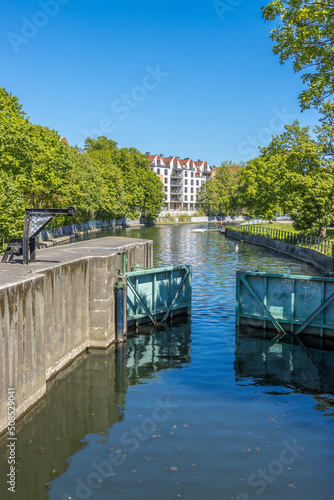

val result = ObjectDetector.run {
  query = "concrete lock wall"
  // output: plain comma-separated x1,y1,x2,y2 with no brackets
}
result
0,239,152,436
226,228,334,274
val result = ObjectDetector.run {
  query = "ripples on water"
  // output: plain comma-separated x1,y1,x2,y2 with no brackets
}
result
0,224,333,500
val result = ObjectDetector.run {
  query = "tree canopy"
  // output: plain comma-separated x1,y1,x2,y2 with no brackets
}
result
237,156,279,220
262,0,334,109
238,110,334,236
0,88,164,243
197,161,239,216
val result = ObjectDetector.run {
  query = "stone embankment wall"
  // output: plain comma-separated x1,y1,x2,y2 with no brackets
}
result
0,239,152,436
226,228,334,273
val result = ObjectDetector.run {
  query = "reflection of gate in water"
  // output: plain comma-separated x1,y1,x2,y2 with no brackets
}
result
126,265,192,327
235,332,334,396
236,271,334,341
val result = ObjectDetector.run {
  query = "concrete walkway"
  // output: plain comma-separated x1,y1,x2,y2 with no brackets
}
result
0,236,150,288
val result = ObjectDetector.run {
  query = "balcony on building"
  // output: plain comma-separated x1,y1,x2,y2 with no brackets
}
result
170,178,182,186
171,169,183,178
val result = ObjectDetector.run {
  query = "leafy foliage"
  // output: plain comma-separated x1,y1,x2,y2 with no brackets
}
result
262,0,334,109
261,121,334,236
0,89,164,244
198,161,238,215
237,157,279,220
239,114,334,237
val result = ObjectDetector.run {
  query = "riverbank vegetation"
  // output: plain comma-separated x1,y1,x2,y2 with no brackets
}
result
198,105,334,238
251,223,334,243
199,1,334,238
0,88,164,244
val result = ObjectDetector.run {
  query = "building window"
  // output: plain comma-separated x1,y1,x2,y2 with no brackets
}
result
196,180,199,185
165,195,168,200
185,179,188,185
191,188,193,193
191,196,193,201
165,169,168,175
174,162,177,168
184,195,187,201
185,187,188,193
191,172,194,177
157,168,160,175
165,177,168,184
191,180,194,185
165,186,168,192
157,160,160,166
185,171,188,177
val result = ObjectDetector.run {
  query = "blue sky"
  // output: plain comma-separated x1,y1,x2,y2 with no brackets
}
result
1,0,320,166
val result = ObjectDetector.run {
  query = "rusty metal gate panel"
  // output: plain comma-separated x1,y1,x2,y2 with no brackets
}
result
126,265,192,327
236,271,334,341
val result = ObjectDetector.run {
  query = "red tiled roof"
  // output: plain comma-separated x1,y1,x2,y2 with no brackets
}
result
179,159,190,166
60,136,69,146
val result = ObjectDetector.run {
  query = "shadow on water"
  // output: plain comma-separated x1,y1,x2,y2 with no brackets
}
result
235,327,334,414
0,319,192,500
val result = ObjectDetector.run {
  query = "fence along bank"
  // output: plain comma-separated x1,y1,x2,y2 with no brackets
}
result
225,226,334,274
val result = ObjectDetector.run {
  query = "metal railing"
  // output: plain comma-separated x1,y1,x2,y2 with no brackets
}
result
227,224,334,257
171,170,183,178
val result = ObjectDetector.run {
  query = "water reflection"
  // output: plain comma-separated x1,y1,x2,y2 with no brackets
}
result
126,320,192,386
0,320,192,500
235,328,334,410
1,225,333,500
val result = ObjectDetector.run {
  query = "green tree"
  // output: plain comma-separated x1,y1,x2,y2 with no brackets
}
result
0,87,27,119
262,0,334,109
141,170,165,220
314,100,334,159
262,121,334,237
198,162,238,216
84,137,164,220
237,156,279,220
0,88,164,244
87,148,127,219
0,172,26,241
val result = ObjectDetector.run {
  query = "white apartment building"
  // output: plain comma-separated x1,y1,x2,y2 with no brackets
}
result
146,153,214,212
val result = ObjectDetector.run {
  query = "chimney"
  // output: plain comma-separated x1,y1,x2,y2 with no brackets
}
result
160,154,164,157
146,152,151,156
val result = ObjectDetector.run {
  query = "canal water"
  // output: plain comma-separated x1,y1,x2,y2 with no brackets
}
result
1,224,333,500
